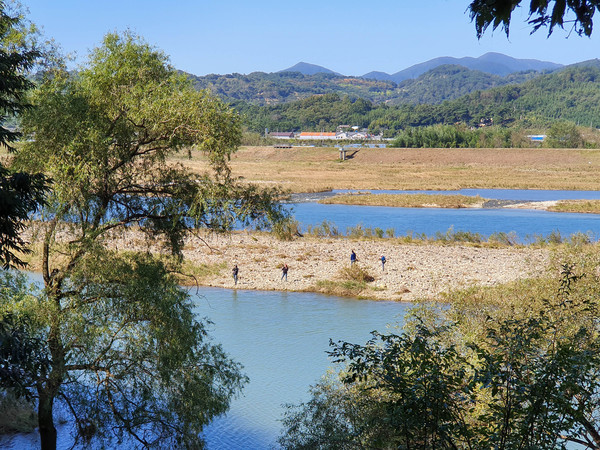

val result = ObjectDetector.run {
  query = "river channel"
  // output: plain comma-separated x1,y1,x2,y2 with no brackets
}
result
6,189,599,449
288,189,600,241
199,287,409,449
3,286,409,450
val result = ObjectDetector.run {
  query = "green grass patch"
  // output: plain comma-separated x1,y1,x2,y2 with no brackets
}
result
177,261,228,285
314,279,370,297
313,263,376,297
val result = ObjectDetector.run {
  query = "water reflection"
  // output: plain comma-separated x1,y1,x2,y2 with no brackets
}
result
197,287,408,449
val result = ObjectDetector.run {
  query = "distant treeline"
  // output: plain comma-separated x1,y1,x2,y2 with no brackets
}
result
235,65,600,139
389,122,588,148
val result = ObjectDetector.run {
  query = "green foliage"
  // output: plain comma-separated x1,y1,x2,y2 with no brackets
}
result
0,0,39,150
189,70,399,105
238,65,600,142
281,265,600,449
434,226,484,244
0,390,37,433
0,165,47,268
306,220,339,237
0,1,49,269
469,0,600,38
390,124,514,148
272,217,301,241
389,64,540,106
340,264,374,283
546,121,584,148
188,65,542,108
5,31,288,448
488,231,518,246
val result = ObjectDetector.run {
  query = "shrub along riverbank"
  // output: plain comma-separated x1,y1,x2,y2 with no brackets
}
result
279,244,600,448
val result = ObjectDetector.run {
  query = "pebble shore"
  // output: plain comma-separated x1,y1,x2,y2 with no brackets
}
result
171,233,548,301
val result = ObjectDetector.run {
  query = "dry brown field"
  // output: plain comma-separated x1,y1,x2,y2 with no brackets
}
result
173,146,600,193
319,193,485,208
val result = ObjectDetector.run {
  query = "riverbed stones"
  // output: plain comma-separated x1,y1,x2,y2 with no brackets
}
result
178,233,548,301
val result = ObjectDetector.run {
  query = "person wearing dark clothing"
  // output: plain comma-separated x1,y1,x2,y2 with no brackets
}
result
281,264,289,281
232,264,239,285
380,255,386,271
350,250,357,265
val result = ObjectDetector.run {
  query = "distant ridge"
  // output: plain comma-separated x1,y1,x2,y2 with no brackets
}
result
361,71,394,82
361,52,563,83
279,62,340,76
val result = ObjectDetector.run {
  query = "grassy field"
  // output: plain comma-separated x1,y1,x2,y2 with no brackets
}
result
319,193,486,208
550,200,600,214
173,146,600,193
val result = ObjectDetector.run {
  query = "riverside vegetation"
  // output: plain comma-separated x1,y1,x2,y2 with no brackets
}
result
319,193,486,208
279,249,600,449
4,4,600,450
1,26,285,450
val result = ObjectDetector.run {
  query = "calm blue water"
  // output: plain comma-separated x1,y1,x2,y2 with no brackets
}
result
288,189,600,241
198,288,408,449
3,286,408,450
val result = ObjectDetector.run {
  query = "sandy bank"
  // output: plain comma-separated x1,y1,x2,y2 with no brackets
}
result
119,232,549,301
503,200,559,210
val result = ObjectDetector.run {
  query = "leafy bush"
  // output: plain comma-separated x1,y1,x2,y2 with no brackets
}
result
281,265,600,449
488,231,518,246
434,226,483,243
272,218,302,241
340,264,375,283
307,220,339,237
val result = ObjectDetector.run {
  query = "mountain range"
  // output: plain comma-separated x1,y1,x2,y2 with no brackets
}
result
236,63,600,135
186,52,571,107
279,52,563,83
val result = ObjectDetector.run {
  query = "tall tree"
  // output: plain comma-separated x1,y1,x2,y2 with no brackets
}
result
7,31,285,449
0,0,48,268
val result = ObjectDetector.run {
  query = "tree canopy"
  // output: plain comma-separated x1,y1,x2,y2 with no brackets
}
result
0,0,48,269
4,31,286,449
280,264,600,449
469,0,600,37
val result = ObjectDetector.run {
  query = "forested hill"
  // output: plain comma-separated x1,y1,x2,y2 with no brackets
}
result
185,66,542,106
237,65,600,135
389,65,542,105
186,71,397,105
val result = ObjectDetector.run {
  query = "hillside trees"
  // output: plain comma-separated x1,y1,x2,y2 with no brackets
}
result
546,121,584,147
5,31,286,449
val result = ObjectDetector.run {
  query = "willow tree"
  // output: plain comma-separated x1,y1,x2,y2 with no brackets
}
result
6,31,285,449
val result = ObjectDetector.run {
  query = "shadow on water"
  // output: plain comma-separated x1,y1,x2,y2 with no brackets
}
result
2,284,409,450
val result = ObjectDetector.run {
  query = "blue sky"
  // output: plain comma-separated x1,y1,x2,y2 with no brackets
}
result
23,0,600,76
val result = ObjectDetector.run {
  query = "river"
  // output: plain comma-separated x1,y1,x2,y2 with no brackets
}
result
288,189,600,242
1,286,410,450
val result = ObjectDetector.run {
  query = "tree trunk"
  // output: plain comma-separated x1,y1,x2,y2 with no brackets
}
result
38,389,57,450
